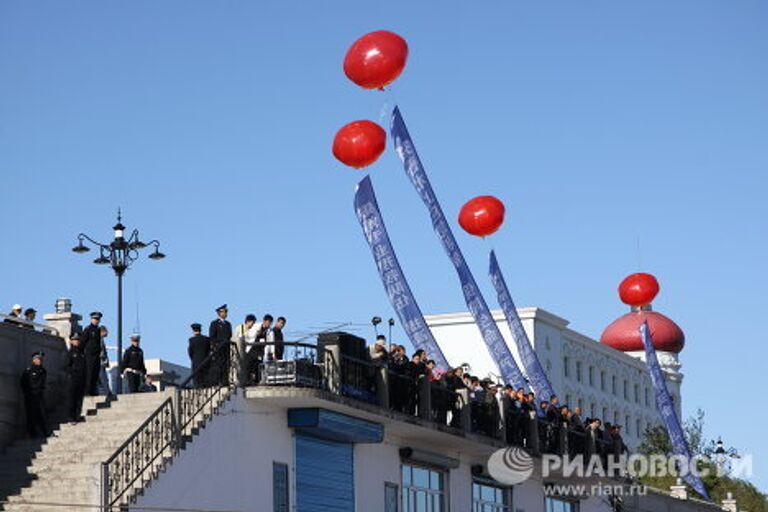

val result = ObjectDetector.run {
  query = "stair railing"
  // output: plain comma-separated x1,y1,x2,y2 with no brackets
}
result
100,341,241,511
100,397,176,510
177,342,240,440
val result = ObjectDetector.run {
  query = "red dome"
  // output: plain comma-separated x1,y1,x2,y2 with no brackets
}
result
600,310,685,353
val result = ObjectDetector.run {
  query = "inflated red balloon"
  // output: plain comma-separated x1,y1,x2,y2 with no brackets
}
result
458,196,506,237
618,273,660,307
332,120,386,169
343,30,409,89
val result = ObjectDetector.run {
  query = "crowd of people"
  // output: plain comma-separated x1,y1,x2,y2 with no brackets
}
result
360,335,629,459
12,302,628,461
16,310,155,438
186,304,288,388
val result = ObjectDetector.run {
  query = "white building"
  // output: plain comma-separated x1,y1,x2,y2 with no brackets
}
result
426,306,686,449
134,386,721,512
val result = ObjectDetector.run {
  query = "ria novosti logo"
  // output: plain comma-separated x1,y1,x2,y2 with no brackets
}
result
487,447,535,485
487,448,754,483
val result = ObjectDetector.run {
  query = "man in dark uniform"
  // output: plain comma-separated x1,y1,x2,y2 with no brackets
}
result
273,316,287,360
81,312,103,396
208,304,232,385
20,352,49,438
188,323,210,388
121,334,147,393
67,333,87,424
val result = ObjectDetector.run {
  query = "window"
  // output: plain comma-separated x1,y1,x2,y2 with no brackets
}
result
644,388,650,406
602,408,608,421
472,481,511,512
600,371,606,391
590,403,596,417
563,357,570,378
623,380,629,400
385,482,399,512
588,367,594,386
635,419,641,437
273,462,289,512
565,394,571,406
634,384,639,403
575,361,582,382
611,376,616,395
545,496,579,512
402,465,446,512
625,415,630,434
577,398,583,410
613,411,619,425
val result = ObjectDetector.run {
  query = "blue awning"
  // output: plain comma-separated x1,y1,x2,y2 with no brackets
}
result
288,408,384,444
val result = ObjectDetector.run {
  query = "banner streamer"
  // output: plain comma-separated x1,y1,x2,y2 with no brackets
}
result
390,106,528,390
489,250,556,401
354,175,450,370
640,322,710,501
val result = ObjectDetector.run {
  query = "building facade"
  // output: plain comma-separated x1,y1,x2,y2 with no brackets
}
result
426,307,684,449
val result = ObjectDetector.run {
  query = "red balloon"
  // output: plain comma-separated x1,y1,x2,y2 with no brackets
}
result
618,273,660,307
458,196,505,237
332,120,386,169
343,31,409,90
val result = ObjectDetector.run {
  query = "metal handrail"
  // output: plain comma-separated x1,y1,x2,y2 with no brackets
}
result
178,343,240,436
101,397,176,509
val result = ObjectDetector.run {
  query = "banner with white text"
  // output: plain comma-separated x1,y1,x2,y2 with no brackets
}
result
641,322,710,501
354,175,449,370
391,106,528,390
489,250,556,402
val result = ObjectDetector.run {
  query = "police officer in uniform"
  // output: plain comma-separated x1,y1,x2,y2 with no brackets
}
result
81,312,104,396
208,305,232,385
20,352,49,438
188,323,211,388
122,334,147,393
67,333,87,423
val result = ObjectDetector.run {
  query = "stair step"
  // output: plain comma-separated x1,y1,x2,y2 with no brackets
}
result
0,388,225,511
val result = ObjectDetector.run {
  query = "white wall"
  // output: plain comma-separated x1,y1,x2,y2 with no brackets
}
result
134,393,294,511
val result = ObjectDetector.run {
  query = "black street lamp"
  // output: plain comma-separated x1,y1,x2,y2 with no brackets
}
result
72,210,165,393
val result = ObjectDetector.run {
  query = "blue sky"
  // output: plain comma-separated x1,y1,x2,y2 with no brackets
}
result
2,0,766,490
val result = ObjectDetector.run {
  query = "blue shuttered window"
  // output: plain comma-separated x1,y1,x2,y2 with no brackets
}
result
295,433,354,512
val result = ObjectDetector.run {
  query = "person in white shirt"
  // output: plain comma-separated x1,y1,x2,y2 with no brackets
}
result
235,314,259,354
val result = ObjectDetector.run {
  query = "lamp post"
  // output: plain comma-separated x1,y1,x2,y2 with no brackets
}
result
72,210,165,393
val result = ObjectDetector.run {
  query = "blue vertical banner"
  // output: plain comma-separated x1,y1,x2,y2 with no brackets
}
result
354,175,450,370
489,250,556,401
640,322,710,501
390,106,529,391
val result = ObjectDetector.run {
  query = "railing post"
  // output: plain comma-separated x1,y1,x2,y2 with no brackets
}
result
418,377,431,421
559,421,569,456
527,412,541,456
376,366,389,409
174,386,182,450
100,461,109,512
459,391,472,433
495,399,504,440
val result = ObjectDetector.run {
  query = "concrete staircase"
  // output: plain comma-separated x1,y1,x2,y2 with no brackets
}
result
0,391,172,512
